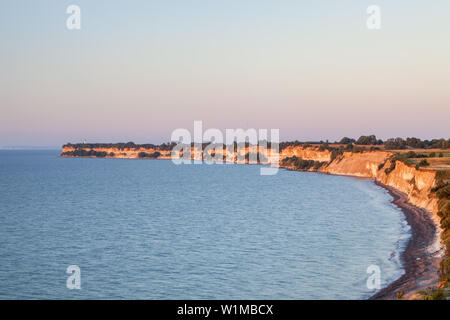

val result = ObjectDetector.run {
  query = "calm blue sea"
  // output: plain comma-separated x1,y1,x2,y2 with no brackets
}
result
0,150,410,299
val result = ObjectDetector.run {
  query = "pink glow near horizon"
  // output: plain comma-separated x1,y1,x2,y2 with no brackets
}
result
1,1,449,146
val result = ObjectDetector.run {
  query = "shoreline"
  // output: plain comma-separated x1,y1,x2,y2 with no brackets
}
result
281,166,443,299
370,181,442,300
59,152,445,299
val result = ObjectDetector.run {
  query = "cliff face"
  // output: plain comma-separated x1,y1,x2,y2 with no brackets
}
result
376,161,438,213
280,146,332,162
322,151,391,178
319,151,437,213
278,147,438,214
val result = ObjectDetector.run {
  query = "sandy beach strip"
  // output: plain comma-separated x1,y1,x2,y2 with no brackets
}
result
370,181,442,300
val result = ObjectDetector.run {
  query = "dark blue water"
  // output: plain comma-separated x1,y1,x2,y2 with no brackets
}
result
0,150,409,299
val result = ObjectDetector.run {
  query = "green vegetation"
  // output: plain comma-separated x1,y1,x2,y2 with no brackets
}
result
415,159,430,169
138,151,161,159
356,135,383,145
330,148,343,161
384,161,397,174
384,151,437,173
421,286,447,300
351,145,366,153
338,137,355,144
290,136,450,149
385,138,407,150
424,181,450,299
435,171,450,185
404,137,449,149
63,137,450,155
384,152,415,174
279,141,304,151
63,142,176,151
328,136,450,150
61,149,107,157
313,161,324,170
318,143,328,151
281,156,325,171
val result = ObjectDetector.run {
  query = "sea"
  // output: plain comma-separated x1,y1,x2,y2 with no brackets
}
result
0,150,410,299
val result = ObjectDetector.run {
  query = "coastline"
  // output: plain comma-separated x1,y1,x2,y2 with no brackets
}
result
370,181,442,300
281,166,443,299
59,147,446,299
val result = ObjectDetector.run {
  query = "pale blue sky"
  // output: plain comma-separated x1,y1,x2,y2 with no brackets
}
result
1,1,449,146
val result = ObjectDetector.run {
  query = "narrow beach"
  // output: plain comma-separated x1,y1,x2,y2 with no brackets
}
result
370,182,442,299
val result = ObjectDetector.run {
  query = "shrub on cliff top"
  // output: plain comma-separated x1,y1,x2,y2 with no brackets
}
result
438,199,450,211
442,218,450,229
385,138,407,150
442,228,450,242
438,203,450,221
437,185,450,199
415,159,430,169
318,143,329,151
356,135,383,145
387,152,417,170
138,151,161,158
338,137,355,144
436,170,450,183
352,145,366,153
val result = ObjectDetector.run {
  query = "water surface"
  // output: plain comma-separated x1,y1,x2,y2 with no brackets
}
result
0,150,409,299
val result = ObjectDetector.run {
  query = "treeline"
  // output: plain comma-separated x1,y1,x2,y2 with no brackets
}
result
338,135,449,149
384,137,449,150
61,149,113,158
64,136,449,153
279,135,449,151
63,142,176,151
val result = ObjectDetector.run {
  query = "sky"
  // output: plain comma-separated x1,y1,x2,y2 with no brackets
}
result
1,0,449,147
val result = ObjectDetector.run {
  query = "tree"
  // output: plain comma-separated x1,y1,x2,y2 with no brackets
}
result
406,137,425,148
356,135,380,145
339,137,355,144
385,138,406,150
